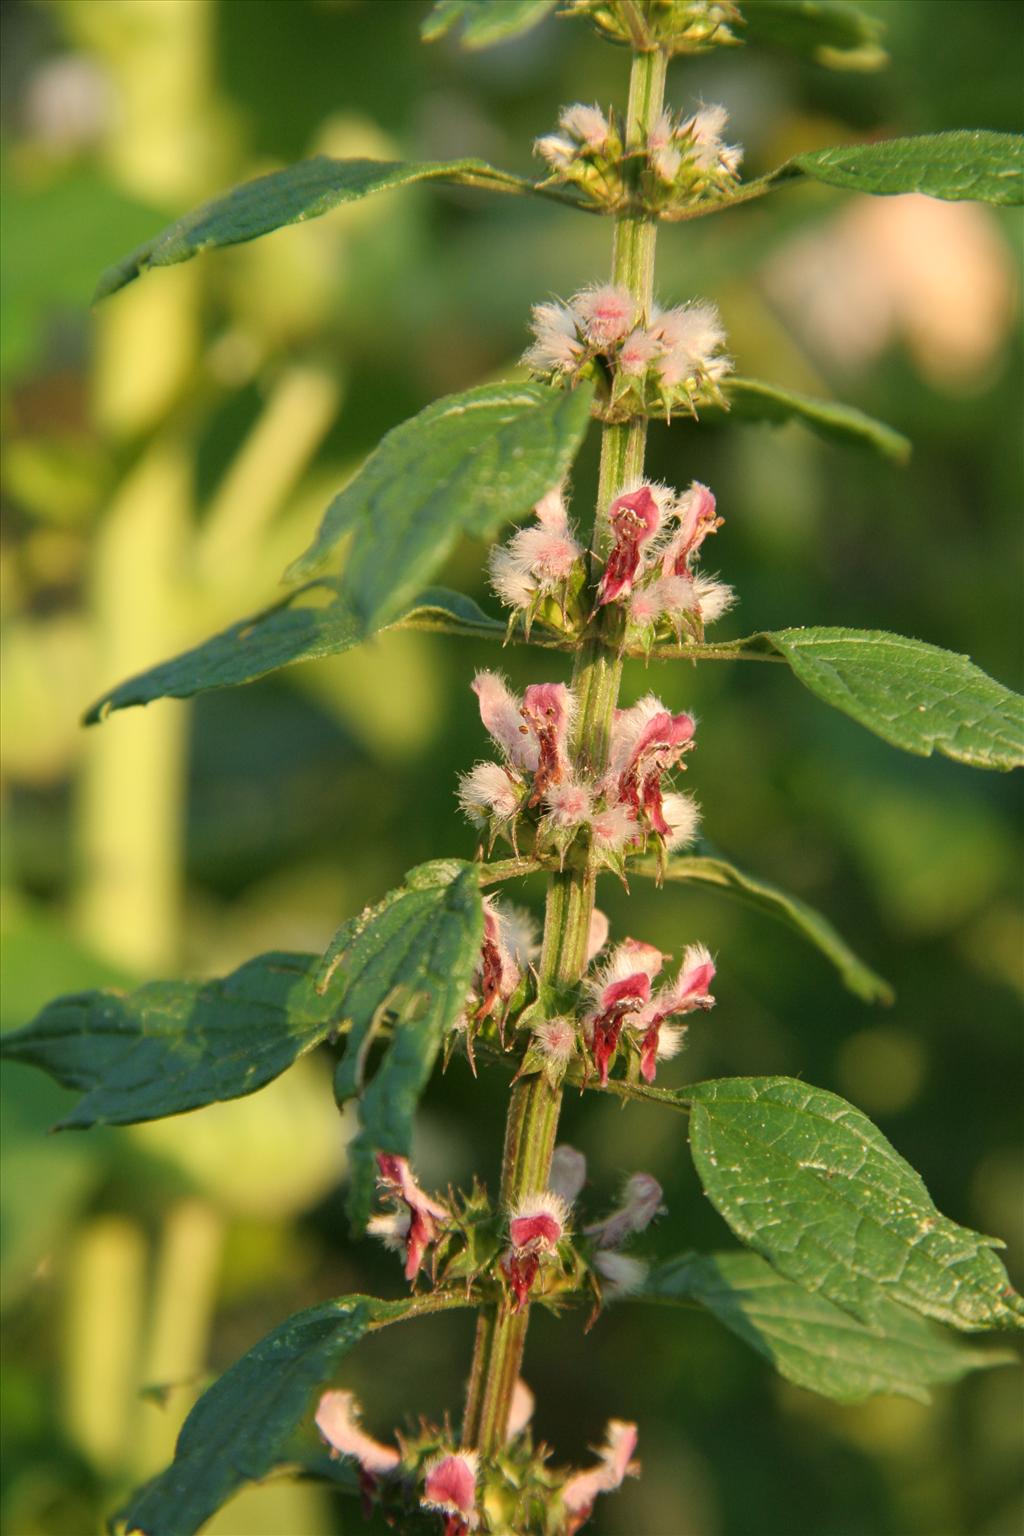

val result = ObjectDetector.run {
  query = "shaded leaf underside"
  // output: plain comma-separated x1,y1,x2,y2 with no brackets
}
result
321,860,484,1226
639,850,893,1003
0,952,342,1128
640,1250,1010,1403
94,157,537,299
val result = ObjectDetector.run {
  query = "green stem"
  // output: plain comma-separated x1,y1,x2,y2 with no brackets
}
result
462,44,666,1458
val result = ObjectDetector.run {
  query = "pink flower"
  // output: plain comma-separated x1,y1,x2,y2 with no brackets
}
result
544,778,594,828
315,1389,400,1519
572,284,638,348
692,571,735,625
586,1172,664,1248
475,897,536,1023
549,1143,588,1203
315,1390,400,1475
559,102,615,152
649,300,730,387
596,484,666,607
591,800,639,855
611,698,696,838
524,300,583,373
505,1190,571,1311
374,1153,449,1281
521,681,575,806
533,1015,578,1068
617,326,663,376
661,482,722,575
489,488,583,617
593,1249,649,1296
534,132,576,171
660,791,701,851
562,1420,639,1529
422,1450,479,1532
456,761,521,827
629,573,696,627
472,671,537,772
586,908,610,961
634,943,716,1082
683,103,743,176
508,1378,535,1440
584,940,663,1085
509,1190,570,1253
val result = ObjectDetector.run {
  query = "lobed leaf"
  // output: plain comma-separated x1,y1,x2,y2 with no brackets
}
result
740,0,888,71
83,585,506,724
285,380,594,633
687,1077,1024,1333
639,1250,1012,1403
94,157,536,299
638,850,892,1003
422,0,556,49
321,861,484,1226
722,377,911,464
763,627,1024,770
112,1293,468,1536
0,953,344,1129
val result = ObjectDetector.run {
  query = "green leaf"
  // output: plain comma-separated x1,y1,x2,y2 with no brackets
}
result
722,377,911,465
83,585,506,724
687,1077,1024,1333
321,861,484,1225
94,157,536,300
640,1251,1012,1403
790,130,1024,205
0,953,346,1130
422,0,556,48
112,1292,468,1536
638,850,892,1003
764,628,1024,770
741,0,888,71
285,380,594,634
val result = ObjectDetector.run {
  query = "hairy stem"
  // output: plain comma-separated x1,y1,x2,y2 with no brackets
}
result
462,44,666,1457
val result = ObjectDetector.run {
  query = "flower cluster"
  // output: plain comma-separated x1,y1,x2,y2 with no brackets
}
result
582,934,716,1084
567,0,742,56
488,486,586,639
525,917,715,1088
487,477,732,648
524,283,732,419
458,674,703,875
315,1374,635,1535
535,99,742,216
367,1153,450,1281
597,478,733,645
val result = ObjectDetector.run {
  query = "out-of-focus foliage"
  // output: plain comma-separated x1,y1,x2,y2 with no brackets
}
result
1,2,1021,1534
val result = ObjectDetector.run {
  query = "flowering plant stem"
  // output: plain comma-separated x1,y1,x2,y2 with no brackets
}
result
461,42,667,1457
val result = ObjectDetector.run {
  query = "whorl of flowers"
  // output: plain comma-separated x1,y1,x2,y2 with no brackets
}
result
488,486,585,639
534,98,742,218
583,933,716,1084
486,479,732,651
457,672,702,877
524,283,732,420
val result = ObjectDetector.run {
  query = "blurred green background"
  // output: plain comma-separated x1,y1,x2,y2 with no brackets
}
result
1,2,1022,1533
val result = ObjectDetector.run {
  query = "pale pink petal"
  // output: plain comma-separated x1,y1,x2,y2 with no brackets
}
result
315,1390,400,1475
549,1144,588,1203
562,1420,639,1515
